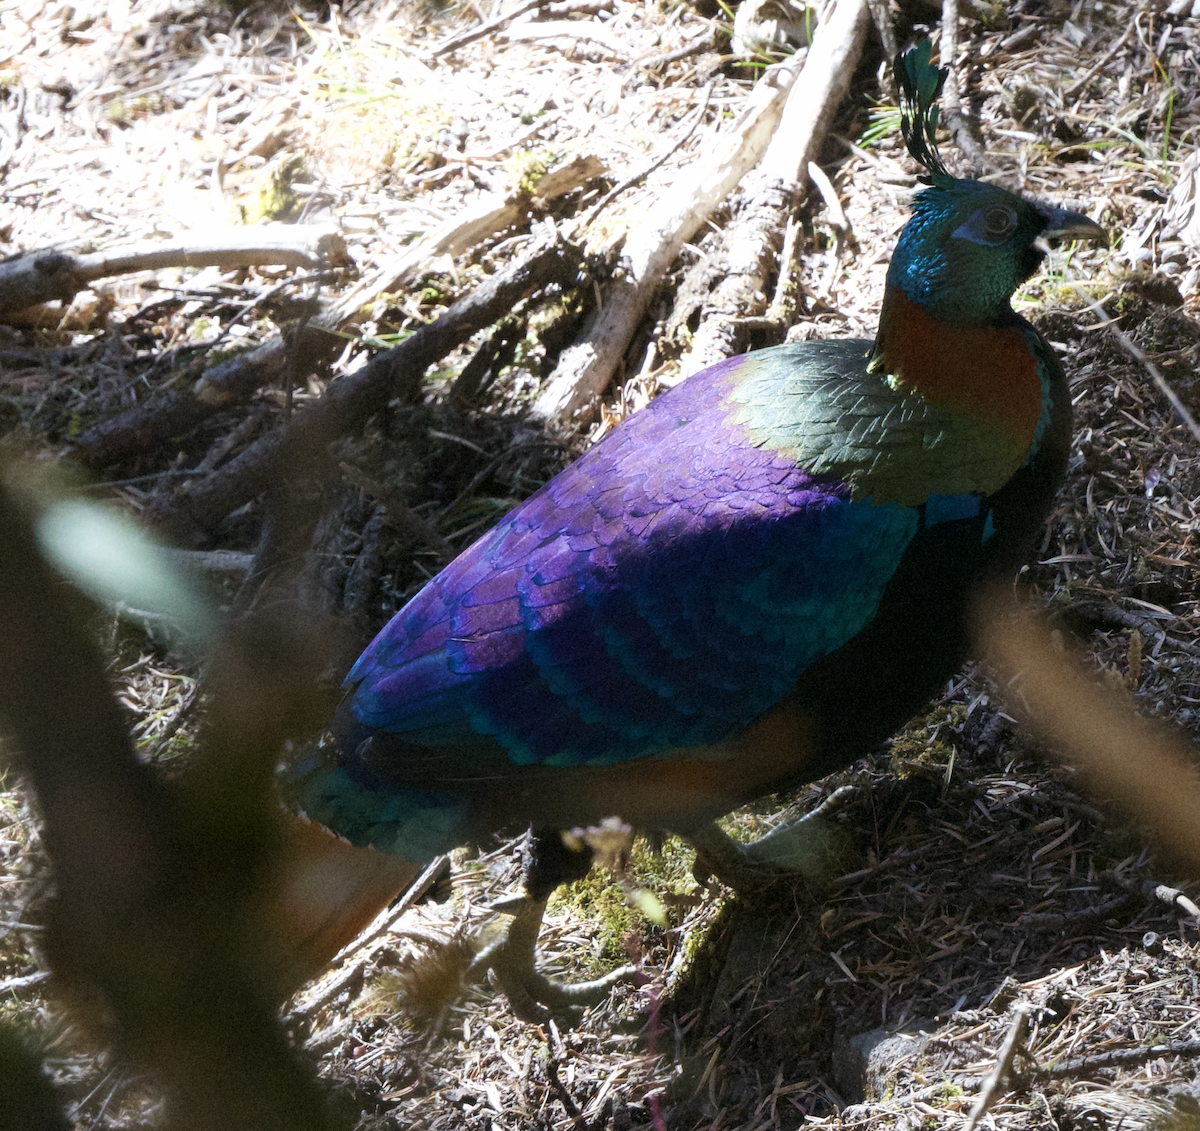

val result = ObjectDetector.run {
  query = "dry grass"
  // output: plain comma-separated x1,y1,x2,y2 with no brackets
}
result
3,0,1200,1126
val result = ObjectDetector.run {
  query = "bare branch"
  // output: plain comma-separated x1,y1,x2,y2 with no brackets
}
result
0,226,349,317
149,233,580,543
67,157,602,470
532,52,810,422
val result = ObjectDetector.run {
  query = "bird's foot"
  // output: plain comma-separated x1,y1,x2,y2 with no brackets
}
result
686,784,859,892
469,895,639,1023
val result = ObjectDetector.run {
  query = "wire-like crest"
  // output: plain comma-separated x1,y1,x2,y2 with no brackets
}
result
894,39,954,188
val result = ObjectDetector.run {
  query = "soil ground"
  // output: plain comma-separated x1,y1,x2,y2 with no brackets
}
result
3,0,1200,1127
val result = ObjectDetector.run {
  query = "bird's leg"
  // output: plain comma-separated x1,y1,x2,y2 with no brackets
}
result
686,784,859,891
469,829,640,1023
471,894,639,1022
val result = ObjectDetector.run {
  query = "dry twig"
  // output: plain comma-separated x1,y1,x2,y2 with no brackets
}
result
677,0,870,378
148,233,579,542
1073,286,1200,446
429,0,550,58
532,51,808,421
68,157,602,470
1037,1039,1200,1079
0,227,349,317
964,1005,1031,1131
938,0,987,171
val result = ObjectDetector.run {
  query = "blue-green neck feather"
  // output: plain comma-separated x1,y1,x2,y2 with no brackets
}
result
886,180,1049,326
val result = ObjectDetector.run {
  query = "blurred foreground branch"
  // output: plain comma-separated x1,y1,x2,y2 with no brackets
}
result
0,485,339,1131
980,592,1200,876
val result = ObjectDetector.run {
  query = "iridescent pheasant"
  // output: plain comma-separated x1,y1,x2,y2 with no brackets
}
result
276,42,1105,1019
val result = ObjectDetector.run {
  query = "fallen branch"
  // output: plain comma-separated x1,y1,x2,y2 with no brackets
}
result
1063,23,1136,99
428,0,617,59
807,160,851,233
333,857,451,967
1147,882,1200,924
1016,893,1137,931
1036,1039,1200,1078
676,0,869,379
0,970,51,997
740,213,806,331
1062,597,1200,659
537,0,613,15
450,315,524,407
531,52,808,423
574,87,714,236
865,0,897,63
0,226,350,317
68,155,603,470
68,330,325,470
544,1036,590,1131
636,27,718,72
148,232,580,544
429,0,549,57
333,152,605,317
939,0,988,172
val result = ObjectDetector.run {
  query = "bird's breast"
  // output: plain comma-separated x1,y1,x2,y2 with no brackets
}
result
872,287,1044,451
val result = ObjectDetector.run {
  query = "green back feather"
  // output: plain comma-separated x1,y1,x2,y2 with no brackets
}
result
726,341,1041,505
895,39,953,189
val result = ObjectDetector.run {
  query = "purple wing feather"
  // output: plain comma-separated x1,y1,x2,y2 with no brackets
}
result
346,356,919,767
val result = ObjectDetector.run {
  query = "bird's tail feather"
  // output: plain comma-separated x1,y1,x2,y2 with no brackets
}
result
265,811,421,997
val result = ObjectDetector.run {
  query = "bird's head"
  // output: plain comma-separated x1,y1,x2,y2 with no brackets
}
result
887,179,1106,325
884,39,1106,327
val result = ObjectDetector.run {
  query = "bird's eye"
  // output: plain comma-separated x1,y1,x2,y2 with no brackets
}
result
984,207,1016,238
953,205,1020,246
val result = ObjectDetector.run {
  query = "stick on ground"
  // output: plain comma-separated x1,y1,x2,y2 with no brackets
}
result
964,1005,1030,1131
148,233,580,544
67,156,603,471
0,226,349,317
531,51,809,424
677,0,870,378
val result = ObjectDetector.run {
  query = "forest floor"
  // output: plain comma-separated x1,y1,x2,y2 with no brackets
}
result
3,0,1200,1127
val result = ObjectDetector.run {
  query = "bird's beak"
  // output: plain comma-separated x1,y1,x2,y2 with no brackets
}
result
1037,205,1109,246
